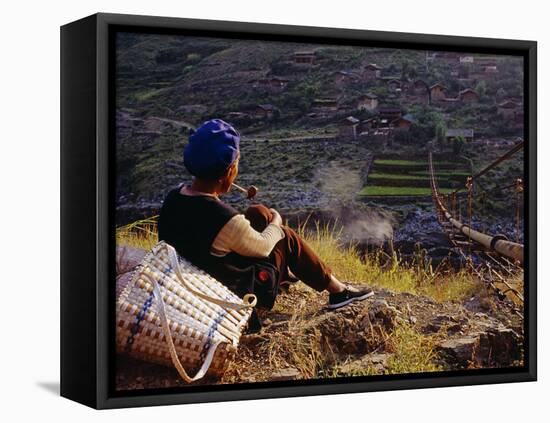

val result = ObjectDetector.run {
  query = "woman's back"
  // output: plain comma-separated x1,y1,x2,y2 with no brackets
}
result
158,187,238,269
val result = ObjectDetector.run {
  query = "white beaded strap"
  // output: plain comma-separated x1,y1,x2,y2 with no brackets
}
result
161,242,257,310
143,272,222,383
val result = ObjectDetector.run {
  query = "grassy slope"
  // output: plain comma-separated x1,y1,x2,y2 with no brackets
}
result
116,217,484,376
117,217,482,304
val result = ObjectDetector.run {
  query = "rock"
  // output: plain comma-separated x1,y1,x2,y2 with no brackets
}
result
422,313,465,333
477,328,521,366
338,353,391,375
270,367,301,381
368,299,399,330
437,326,521,369
437,337,479,368
313,300,393,355
464,296,484,312
316,305,372,354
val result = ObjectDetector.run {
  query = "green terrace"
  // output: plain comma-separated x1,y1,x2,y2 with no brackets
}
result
359,186,455,196
359,157,469,198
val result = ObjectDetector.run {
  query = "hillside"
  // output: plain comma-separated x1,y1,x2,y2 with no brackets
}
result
115,33,524,249
115,222,523,390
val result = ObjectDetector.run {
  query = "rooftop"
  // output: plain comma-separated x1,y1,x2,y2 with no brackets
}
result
257,104,275,110
342,116,360,125
446,128,474,138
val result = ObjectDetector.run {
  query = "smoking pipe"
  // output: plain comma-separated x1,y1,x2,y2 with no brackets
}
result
231,182,258,199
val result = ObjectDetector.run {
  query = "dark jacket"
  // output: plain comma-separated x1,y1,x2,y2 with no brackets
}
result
158,187,279,312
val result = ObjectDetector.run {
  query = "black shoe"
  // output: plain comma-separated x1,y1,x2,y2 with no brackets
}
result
328,286,374,310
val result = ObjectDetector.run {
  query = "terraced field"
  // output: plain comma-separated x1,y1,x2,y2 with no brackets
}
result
359,156,469,198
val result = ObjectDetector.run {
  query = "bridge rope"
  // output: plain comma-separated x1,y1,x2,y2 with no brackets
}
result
449,140,524,196
428,149,525,310
429,151,524,264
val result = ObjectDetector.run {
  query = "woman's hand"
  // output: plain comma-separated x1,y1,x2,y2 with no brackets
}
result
269,208,282,226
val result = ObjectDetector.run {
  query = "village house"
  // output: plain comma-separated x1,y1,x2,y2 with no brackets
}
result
251,76,290,91
333,70,360,86
362,63,382,80
497,100,521,118
459,88,480,103
292,51,316,65
441,52,460,62
358,116,378,133
411,79,429,95
429,52,459,63
392,114,415,131
386,78,402,92
311,98,339,114
338,116,360,139
446,128,474,143
377,106,402,127
475,56,499,68
483,64,498,74
471,57,499,78
358,126,393,145
254,104,276,120
356,93,378,111
429,83,447,102
438,97,461,109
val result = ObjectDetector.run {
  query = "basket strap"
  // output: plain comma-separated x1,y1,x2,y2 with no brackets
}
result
145,273,224,383
163,243,257,310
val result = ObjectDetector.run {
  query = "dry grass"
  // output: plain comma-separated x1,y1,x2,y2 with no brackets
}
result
116,216,484,379
117,216,482,304
383,323,442,374
116,216,159,250
325,322,442,377
296,220,482,303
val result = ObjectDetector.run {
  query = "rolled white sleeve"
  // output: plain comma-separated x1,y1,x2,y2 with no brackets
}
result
210,214,286,258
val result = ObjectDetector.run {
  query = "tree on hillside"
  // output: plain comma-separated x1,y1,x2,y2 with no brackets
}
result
186,53,201,63
435,123,447,150
475,81,487,100
279,81,320,113
453,135,466,155
408,108,445,147
496,87,507,101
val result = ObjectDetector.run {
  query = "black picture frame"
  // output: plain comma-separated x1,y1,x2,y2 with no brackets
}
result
60,12,537,409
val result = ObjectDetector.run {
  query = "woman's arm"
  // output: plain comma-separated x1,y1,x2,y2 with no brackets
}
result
211,213,285,258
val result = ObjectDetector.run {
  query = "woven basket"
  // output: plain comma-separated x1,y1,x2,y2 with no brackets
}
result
116,241,257,383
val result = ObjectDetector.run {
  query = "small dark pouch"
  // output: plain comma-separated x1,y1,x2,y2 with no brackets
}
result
214,255,279,334
218,254,280,310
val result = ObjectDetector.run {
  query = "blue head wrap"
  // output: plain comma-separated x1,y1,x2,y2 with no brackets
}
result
183,119,240,180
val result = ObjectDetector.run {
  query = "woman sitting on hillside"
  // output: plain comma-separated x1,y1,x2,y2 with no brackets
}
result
158,119,374,329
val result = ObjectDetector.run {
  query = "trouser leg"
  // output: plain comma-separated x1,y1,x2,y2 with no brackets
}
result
244,204,332,292
273,227,332,292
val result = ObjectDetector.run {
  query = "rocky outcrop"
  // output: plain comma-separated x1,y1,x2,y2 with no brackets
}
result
115,245,147,298
115,245,523,390
437,327,521,368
